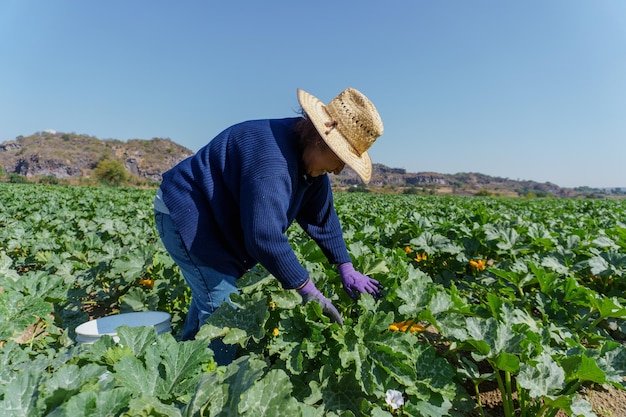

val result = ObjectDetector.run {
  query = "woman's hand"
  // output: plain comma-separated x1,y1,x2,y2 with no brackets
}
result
338,262,383,299
296,279,343,325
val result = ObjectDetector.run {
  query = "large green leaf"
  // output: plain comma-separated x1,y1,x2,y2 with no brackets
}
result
517,352,565,397
560,354,607,385
113,354,161,397
588,295,626,320
409,232,463,255
404,395,454,417
238,369,301,416
0,251,20,282
116,325,158,356
318,365,364,415
124,396,182,417
184,355,268,417
598,341,626,386
414,344,457,399
155,333,214,397
396,267,433,316
41,363,107,409
0,291,53,341
200,292,270,346
541,395,596,417
0,369,42,417
113,329,212,400
267,307,323,374
51,388,132,417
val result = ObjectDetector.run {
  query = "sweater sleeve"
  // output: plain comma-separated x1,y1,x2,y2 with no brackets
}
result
296,176,351,265
240,174,309,289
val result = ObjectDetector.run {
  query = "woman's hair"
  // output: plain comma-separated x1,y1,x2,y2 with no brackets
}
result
295,112,327,151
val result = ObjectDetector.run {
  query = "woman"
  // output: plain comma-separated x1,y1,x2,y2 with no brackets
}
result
154,87,384,364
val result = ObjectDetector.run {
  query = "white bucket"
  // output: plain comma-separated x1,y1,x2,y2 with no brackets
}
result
75,311,172,345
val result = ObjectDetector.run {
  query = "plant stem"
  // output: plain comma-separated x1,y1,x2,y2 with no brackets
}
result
495,370,513,417
505,371,515,417
505,371,513,402
541,381,583,417
539,380,583,417
545,406,560,417
474,382,486,417
575,310,595,330
517,383,531,417
537,402,551,417
589,316,604,331
563,380,581,396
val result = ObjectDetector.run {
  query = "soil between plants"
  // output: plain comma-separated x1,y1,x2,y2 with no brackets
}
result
471,384,626,417
419,326,626,417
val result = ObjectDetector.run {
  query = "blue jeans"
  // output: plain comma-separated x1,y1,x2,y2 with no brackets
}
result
154,210,238,365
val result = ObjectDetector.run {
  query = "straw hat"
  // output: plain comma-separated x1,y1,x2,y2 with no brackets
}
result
297,87,383,184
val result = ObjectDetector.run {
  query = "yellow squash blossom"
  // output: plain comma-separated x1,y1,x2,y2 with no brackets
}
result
138,279,154,289
272,328,280,337
404,246,412,254
415,252,427,262
469,259,486,271
389,319,426,333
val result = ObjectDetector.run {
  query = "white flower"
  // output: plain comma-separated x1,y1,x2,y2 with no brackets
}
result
385,389,404,410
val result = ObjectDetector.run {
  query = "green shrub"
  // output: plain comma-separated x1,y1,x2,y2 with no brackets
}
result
474,189,492,197
93,159,129,186
347,183,370,193
8,173,28,183
39,175,59,185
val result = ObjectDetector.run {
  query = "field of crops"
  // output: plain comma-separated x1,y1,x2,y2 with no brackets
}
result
1,182,625,417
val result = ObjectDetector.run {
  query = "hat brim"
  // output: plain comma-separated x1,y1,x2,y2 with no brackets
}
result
298,88,372,184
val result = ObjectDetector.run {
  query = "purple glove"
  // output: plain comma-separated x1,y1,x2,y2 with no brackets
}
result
296,279,343,325
338,262,383,299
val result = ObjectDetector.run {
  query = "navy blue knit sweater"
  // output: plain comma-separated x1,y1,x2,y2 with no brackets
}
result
160,117,351,289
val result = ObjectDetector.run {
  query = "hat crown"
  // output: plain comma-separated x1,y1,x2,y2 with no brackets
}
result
326,88,383,156
296,87,383,184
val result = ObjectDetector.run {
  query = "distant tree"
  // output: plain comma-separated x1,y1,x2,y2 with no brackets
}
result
93,159,129,186
39,175,59,185
474,190,492,197
347,183,370,193
8,173,29,184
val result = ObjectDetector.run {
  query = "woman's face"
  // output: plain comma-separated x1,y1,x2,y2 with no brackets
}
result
302,141,346,178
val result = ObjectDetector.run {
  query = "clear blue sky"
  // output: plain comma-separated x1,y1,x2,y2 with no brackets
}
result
1,1,625,188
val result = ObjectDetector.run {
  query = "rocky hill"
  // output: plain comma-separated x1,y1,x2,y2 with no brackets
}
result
0,131,193,184
332,164,577,197
0,131,622,198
